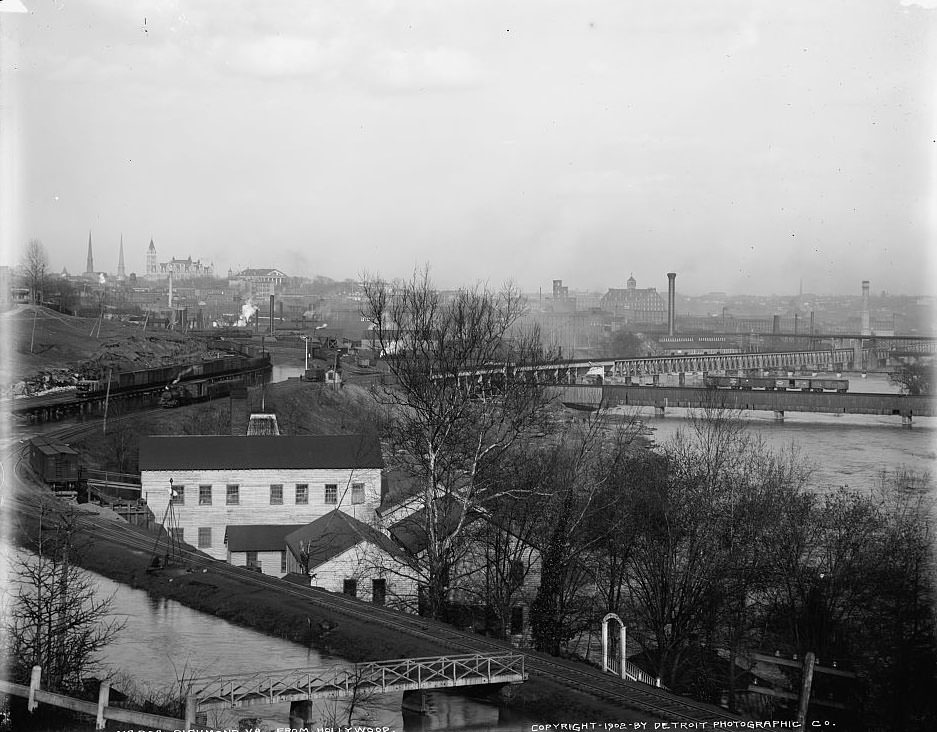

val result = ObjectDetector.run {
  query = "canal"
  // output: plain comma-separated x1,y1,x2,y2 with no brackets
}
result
101,571,530,731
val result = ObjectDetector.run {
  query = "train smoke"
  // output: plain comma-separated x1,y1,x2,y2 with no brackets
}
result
236,299,258,327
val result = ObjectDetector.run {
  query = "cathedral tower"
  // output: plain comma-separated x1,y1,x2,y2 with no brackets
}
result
86,231,94,274
117,234,126,280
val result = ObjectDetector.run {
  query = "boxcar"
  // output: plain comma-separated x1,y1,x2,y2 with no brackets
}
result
29,438,80,489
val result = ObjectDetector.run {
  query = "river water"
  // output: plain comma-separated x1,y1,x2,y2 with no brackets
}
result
632,372,936,493
90,571,533,732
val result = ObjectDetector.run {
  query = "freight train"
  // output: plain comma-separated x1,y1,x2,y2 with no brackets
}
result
76,352,269,399
158,378,242,408
703,375,849,392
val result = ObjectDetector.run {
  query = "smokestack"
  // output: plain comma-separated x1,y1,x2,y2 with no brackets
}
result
794,312,799,334
269,294,275,336
772,314,781,334
667,273,676,336
861,280,871,335
810,310,815,335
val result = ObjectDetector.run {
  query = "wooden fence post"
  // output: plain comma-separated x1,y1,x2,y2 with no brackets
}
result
184,693,196,730
96,680,110,729
28,666,41,712
797,651,817,726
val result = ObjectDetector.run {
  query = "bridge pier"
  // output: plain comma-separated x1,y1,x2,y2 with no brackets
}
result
289,699,315,726
402,689,432,714
773,410,784,423
902,413,913,429
654,404,666,418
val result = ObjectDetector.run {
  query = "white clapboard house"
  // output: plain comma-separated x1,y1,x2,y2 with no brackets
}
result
139,434,383,563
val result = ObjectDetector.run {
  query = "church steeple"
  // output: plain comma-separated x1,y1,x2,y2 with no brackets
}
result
117,234,126,280
86,230,94,274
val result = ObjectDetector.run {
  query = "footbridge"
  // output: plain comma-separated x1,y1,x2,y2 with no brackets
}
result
552,385,936,425
188,653,526,726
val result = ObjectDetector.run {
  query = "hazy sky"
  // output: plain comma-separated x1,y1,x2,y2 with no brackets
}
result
1,0,935,295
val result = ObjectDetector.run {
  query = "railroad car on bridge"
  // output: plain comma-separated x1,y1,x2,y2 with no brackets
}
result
703,374,849,392
76,354,267,399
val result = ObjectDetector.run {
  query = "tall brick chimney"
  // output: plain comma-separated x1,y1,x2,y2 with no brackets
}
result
667,273,676,336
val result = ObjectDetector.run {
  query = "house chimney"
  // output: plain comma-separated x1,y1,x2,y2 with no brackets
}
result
667,273,676,336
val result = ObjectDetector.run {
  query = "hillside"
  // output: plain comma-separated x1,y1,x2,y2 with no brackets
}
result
0,305,210,396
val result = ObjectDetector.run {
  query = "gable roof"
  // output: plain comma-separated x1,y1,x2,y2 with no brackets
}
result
388,499,484,555
139,434,383,471
285,510,402,570
225,524,306,552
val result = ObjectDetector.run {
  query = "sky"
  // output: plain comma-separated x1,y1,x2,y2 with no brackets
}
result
1,0,935,296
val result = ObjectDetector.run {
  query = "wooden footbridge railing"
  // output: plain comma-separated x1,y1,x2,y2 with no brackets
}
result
5,654,527,729
190,652,527,711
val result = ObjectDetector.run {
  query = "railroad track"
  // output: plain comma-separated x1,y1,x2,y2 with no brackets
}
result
5,490,738,723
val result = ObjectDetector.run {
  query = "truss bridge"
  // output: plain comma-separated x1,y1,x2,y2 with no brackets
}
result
187,652,526,724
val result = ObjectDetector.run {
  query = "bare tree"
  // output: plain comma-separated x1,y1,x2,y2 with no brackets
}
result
5,500,124,692
889,359,933,396
21,238,49,305
361,268,553,619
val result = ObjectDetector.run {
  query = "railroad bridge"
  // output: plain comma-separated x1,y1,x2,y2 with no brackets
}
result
8,357,270,423
459,349,861,387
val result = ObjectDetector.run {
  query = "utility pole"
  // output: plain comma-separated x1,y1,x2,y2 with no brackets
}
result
102,368,113,435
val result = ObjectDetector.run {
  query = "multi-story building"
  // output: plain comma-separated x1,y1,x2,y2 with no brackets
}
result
145,239,214,280
139,434,383,562
601,275,667,324
229,268,288,298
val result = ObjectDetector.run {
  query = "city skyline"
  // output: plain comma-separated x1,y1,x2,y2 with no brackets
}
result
1,1,936,297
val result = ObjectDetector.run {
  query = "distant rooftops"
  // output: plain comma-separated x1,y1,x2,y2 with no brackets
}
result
139,434,383,471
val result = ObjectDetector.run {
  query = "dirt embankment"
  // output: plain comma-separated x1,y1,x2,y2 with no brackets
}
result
9,500,632,725
2,305,212,396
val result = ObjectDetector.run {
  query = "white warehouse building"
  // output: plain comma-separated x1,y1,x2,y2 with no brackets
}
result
139,434,383,563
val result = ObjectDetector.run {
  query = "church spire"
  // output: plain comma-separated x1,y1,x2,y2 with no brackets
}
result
86,230,94,274
117,234,126,279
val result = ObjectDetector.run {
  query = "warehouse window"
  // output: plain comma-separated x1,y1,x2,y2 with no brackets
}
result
171,485,185,505
199,485,212,506
172,527,184,543
198,527,211,548
351,482,365,505
324,484,338,504
270,484,283,505
226,484,239,505
295,484,308,505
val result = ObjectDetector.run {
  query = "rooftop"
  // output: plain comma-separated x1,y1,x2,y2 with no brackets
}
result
285,510,402,569
224,524,306,552
139,434,383,471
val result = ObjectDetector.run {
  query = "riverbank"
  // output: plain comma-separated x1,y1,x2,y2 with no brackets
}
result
10,496,644,726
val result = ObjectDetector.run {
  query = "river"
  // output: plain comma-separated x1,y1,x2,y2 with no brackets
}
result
630,372,936,493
